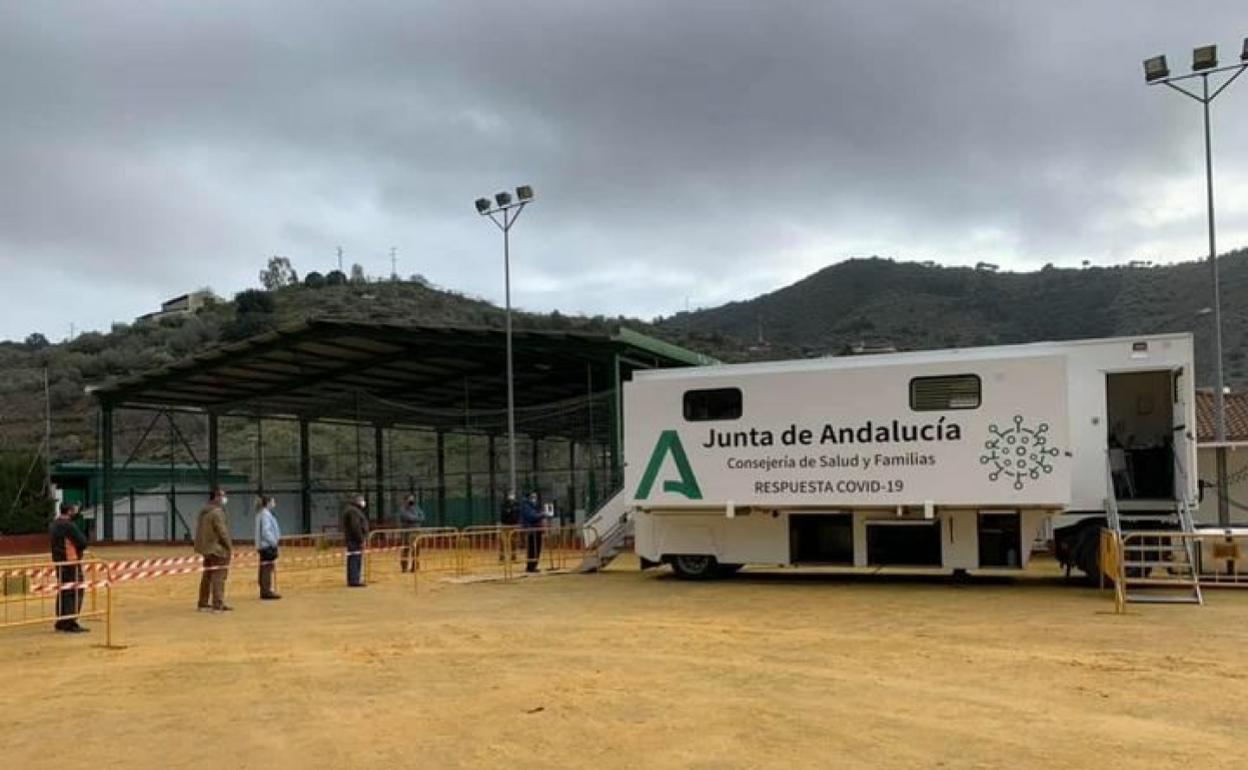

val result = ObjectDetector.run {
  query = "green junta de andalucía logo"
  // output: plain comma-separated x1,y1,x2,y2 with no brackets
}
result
635,430,703,500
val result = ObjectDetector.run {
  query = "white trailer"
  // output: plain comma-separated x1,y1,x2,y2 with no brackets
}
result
583,333,1197,579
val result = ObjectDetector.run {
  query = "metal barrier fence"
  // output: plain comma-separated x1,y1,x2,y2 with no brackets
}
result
1101,529,1248,613
1099,529,1126,612
364,527,458,583
412,525,588,592
1,557,118,647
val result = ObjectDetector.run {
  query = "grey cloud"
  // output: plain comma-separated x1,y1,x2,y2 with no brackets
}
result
1,1,1246,340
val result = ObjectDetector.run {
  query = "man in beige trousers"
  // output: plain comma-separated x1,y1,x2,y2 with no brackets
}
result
194,487,233,612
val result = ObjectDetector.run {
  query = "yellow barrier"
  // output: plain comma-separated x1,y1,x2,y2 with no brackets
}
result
1098,528,1126,614
410,524,589,591
412,529,465,592
1,558,119,647
364,527,458,582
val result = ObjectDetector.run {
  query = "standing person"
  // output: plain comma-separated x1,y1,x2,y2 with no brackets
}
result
397,494,425,573
341,493,370,587
194,487,233,612
520,491,545,573
254,495,282,600
498,492,520,562
49,502,89,633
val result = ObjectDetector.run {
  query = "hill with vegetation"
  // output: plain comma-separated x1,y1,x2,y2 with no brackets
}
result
656,250,1248,389
4,250,1248,475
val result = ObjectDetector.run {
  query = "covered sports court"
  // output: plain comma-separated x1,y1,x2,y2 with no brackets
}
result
88,319,713,540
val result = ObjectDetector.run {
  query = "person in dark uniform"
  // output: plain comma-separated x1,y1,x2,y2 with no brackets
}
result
498,493,520,562
49,502,89,633
520,491,545,573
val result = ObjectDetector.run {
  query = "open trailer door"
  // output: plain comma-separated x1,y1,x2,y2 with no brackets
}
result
1172,366,1197,504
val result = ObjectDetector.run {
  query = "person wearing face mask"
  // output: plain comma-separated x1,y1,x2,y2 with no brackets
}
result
194,487,233,612
341,493,370,587
520,491,545,573
49,502,89,633
254,495,282,600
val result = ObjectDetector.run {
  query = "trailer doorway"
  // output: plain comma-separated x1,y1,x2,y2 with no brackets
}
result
1105,370,1175,500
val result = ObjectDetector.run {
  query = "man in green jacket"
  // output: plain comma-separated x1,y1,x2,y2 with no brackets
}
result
194,487,233,612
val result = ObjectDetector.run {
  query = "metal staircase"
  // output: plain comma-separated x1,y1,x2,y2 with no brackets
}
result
1106,449,1203,606
578,488,631,572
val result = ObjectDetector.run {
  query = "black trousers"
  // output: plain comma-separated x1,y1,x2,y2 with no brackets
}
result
526,531,543,572
258,546,278,596
55,564,82,630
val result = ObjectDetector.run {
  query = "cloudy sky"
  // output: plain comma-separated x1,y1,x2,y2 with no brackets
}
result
2,2,1247,342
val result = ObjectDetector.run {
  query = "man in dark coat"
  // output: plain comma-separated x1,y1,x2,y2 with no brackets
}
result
341,493,370,587
520,491,545,573
49,502,89,633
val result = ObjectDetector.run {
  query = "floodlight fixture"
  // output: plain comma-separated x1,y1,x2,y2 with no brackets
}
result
471,183,537,499
1192,44,1217,71
1241,37,1248,62
1143,55,1169,83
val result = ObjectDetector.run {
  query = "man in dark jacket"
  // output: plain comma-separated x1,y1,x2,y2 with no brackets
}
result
49,502,89,633
342,493,370,587
520,491,545,573
497,493,520,563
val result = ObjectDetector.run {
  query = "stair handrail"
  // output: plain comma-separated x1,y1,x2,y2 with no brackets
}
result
1105,448,1123,535
582,485,625,549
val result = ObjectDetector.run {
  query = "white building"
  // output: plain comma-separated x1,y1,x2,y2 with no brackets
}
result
1193,389,1248,526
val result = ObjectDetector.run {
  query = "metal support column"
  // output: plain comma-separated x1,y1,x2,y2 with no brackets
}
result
568,440,577,518
531,436,540,496
435,430,446,527
488,434,498,521
299,419,312,534
374,425,385,524
611,354,624,490
102,404,114,541
207,413,219,491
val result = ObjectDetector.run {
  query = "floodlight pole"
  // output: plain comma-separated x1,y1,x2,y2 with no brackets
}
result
1149,58,1246,525
478,196,532,499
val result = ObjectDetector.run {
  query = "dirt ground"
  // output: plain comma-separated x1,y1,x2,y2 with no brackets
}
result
3,546,1247,770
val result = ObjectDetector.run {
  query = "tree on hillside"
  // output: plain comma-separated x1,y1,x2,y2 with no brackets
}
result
326,270,348,286
223,289,278,341
350,263,366,284
0,451,53,535
259,255,299,290
304,271,326,289
23,333,49,351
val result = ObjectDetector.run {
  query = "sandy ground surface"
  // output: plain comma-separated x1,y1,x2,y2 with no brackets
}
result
3,545,1247,770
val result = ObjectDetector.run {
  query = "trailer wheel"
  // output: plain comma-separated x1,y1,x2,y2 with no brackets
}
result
669,554,719,580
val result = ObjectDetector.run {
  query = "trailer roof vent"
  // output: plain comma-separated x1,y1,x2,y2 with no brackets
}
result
909,374,981,411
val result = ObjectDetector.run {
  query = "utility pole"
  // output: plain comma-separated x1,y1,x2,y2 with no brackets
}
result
390,247,398,280
43,366,52,496
1144,40,1247,525
337,246,344,273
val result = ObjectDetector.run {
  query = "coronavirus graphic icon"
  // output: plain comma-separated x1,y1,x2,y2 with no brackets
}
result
980,415,1059,490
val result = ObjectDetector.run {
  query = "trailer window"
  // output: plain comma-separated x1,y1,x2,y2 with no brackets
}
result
910,375,981,411
683,388,742,421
